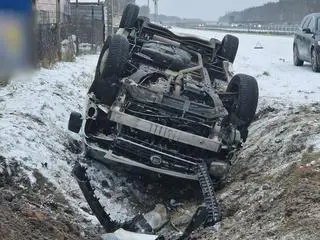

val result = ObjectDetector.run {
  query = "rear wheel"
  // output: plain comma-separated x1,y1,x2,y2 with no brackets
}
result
293,44,304,66
218,34,239,63
119,4,139,29
100,35,130,78
90,35,130,104
226,74,259,141
311,48,320,72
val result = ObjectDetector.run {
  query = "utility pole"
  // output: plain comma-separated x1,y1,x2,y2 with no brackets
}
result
75,0,79,55
101,0,105,41
56,0,61,59
152,0,159,23
91,6,94,53
105,0,114,37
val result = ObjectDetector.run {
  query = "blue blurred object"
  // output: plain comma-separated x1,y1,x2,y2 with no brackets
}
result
0,0,31,13
0,0,32,77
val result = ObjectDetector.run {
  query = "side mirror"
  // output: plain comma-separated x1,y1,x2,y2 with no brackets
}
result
303,28,312,34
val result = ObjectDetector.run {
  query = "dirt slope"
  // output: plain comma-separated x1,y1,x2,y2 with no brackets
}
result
1,104,319,240
0,158,101,240
193,104,320,240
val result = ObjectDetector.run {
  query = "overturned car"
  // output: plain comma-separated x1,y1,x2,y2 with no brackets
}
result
69,4,259,235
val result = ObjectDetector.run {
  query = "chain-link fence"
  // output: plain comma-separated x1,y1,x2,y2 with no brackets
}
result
35,3,105,66
70,3,105,54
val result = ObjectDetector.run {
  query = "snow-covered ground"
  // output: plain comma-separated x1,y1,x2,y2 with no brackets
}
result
0,28,319,238
172,27,320,109
0,56,100,222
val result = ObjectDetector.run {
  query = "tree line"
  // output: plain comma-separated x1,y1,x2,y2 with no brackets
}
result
219,0,320,24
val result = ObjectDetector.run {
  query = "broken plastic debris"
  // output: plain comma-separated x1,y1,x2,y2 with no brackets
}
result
128,204,169,233
144,204,168,231
101,228,158,240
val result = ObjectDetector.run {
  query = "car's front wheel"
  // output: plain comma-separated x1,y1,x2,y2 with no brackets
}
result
293,45,304,66
218,34,239,63
119,4,139,29
311,48,320,72
90,35,129,105
226,74,259,141
100,35,130,78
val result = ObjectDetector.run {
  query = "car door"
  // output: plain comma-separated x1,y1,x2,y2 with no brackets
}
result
304,16,316,62
300,16,313,60
296,16,310,60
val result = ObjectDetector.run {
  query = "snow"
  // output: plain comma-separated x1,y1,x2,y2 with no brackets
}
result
0,55,109,224
172,27,320,109
0,28,319,232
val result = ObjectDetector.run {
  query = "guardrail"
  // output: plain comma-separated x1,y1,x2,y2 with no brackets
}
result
186,24,299,36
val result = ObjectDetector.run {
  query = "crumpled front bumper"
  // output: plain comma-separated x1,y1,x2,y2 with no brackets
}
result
85,137,199,180
83,105,228,180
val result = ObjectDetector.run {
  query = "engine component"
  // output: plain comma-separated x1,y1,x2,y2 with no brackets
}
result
221,127,241,146
209,161,230,179
173,74,183,97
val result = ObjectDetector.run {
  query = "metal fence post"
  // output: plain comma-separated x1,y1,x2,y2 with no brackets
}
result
56,0,61,60
102,3,105,41
91,6,94,52
75,0,79,55
106,0,114,37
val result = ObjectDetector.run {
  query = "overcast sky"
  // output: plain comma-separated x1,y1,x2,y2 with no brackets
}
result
135,0,278,21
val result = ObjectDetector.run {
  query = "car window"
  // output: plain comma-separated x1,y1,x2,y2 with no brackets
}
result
302,16,311,29
301,16,309,28
307,17,316,32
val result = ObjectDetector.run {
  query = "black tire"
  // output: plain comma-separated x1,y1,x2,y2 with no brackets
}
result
119,4,139,29
88,37,111,98
311,48,320,72
90,35,129,105
226,74,259,135
293,44,303,66
218,34,239,63
68,112,83,133
100,34,130,78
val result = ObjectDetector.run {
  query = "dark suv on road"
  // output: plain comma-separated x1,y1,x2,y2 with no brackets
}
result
293,13,320,72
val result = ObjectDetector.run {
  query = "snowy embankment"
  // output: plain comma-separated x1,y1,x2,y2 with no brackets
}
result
0,54,136,228
0,56,101,223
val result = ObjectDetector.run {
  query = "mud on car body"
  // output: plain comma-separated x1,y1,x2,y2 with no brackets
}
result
68,3,259,236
